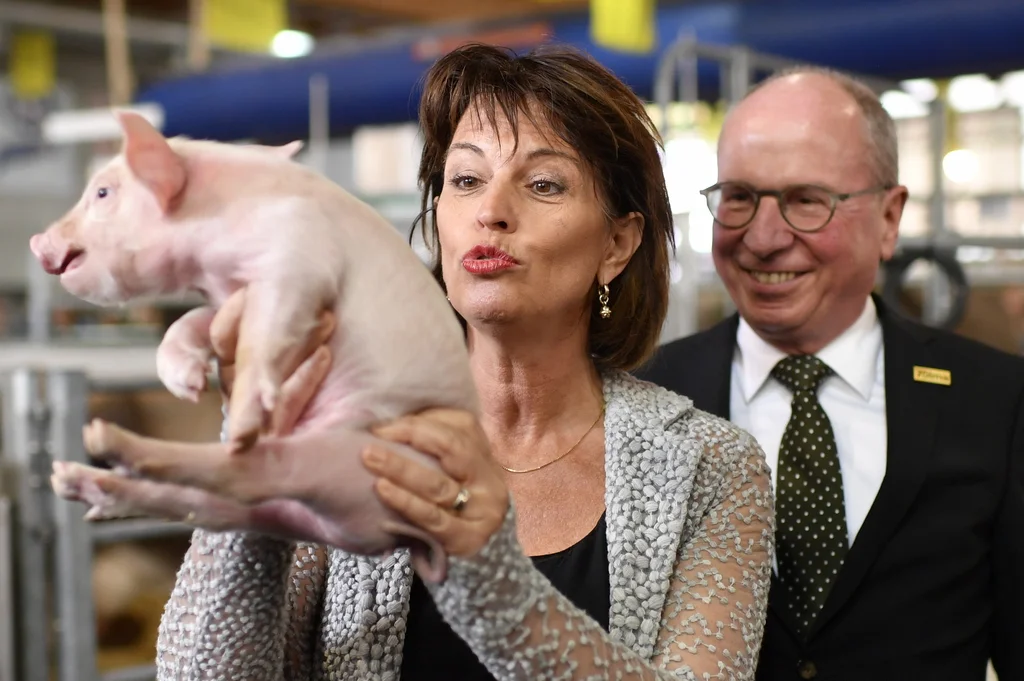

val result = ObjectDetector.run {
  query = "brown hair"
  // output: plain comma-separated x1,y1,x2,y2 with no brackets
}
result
415,43,675,372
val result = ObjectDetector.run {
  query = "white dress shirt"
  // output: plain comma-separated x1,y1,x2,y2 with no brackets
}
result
729,297,887,547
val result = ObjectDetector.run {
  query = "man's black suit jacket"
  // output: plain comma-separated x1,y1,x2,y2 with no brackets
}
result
634,300,1024,681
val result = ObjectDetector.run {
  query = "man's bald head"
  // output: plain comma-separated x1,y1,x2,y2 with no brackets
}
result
709,65,908,355
724,67,899,188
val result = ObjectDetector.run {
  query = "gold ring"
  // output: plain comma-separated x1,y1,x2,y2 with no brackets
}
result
451,488,470,513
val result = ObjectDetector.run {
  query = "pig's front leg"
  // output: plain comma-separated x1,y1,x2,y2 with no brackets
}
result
228,269,335,449
51,459,326,541
156,305,217,402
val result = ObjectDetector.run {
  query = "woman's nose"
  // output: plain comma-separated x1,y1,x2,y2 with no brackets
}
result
475,185,515,231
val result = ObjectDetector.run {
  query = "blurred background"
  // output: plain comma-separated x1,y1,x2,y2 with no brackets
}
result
0,1,1021,680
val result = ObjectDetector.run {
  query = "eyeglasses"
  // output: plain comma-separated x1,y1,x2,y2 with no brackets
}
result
699,181,895,233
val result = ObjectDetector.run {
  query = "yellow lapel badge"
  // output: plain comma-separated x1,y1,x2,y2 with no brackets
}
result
913,365,951,386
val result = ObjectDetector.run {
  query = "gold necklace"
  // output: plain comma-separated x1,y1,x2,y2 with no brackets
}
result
499,404,605,474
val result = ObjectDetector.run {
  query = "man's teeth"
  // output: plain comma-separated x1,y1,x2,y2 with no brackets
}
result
751,271,797,284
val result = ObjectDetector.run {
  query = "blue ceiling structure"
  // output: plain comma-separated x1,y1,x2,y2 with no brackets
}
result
133,0,1024,143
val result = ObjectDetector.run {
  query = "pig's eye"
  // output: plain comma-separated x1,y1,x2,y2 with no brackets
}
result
96,187,109,199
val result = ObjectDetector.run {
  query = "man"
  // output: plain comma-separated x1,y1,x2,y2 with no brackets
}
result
636,69,1023,681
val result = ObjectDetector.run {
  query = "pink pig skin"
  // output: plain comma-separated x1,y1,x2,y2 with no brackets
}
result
29,111,478,582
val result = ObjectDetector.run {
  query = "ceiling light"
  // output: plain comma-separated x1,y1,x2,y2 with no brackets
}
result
1000,70,1024,108
947,74,1003,113
881,90,928,119
271,30,315,59
900,78,938,102
942,149,979,184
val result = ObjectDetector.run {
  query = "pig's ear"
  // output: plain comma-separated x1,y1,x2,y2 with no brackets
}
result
238,141,303,159
274,141,304,158
115,110,186,214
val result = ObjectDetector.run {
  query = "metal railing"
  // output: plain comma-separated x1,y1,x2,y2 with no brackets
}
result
1,367,192,681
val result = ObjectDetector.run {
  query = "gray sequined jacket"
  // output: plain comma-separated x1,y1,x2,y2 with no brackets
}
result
155,371,774,680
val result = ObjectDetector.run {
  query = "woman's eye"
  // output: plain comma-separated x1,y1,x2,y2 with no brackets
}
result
532,180,561,195
450,175,477,189
97,187,109,199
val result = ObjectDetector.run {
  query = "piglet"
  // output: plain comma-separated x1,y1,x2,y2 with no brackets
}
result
28,111,477,582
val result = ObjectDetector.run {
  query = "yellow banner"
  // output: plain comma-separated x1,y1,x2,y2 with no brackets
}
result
204,0,287,53
9,30,56,100
590,0,656,54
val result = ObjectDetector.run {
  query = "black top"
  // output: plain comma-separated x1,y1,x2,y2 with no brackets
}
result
399,513,610,680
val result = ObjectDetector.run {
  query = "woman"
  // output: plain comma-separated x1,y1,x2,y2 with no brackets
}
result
108,44,775,679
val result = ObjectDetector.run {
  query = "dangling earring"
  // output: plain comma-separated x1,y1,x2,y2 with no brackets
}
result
598,284,611,319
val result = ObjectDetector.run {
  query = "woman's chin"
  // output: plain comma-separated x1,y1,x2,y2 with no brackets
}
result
462,306,516,328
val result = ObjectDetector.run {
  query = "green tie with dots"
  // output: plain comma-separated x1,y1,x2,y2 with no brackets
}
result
771,355,849,639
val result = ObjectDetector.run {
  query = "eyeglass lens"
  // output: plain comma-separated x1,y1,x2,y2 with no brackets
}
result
706,183,835,231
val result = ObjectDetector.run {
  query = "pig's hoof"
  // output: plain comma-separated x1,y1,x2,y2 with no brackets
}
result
83,418,123,459
159,357,208,402
51,461,134,519
51,461,84,501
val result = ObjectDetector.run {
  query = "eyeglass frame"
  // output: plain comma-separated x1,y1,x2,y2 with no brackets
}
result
698,181,896,233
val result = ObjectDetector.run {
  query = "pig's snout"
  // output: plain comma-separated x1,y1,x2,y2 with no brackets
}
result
29,232,82,276
29,232,46,261
29,233,60,274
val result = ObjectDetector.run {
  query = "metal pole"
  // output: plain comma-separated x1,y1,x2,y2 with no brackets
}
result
308,74,330,176
26,248,52,343
728,45,752,103
653,33,692,135
2,369,52,681
48,370,98,681
0,498,14,681
923,97,951,326
677,33,699,106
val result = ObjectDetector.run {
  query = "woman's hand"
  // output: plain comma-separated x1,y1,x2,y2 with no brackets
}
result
209,288,336,435
363,409,510,559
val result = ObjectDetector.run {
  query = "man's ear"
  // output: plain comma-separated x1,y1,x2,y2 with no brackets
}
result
598,211,644,285
116,110,186,214
879,185,909,261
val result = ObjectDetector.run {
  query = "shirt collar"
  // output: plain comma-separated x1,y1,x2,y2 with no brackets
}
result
735,296,883,403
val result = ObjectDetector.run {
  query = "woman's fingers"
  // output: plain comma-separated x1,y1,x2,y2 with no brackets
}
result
210,288,247,364
209,287,335,404
371,410,481,482
361,444,462,508
363,409,510,560
272,345,332,435
376,478,453,536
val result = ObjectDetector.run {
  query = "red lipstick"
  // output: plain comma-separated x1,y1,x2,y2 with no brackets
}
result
462,245,519,275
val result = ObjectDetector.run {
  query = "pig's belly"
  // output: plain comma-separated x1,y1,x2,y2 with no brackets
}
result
292,366,477,433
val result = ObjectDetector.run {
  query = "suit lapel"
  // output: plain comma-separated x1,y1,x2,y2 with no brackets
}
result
810,303,942,636
682,315,738,419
